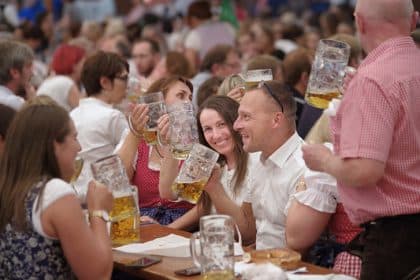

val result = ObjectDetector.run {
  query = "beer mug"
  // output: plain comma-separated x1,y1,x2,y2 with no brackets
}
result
91,155,140,246
126,76,142,103
167,101,199,160
171,143,219,204
190,215,240,280
305,39,351,109
139,91,167,145
243,68,273,90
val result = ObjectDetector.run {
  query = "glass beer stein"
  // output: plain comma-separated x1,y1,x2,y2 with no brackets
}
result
305,39,351,109
190,215,241,280
167,101,199,160
139,91,167,145
242,68,273,90
171,143,219,204
91,155,140,246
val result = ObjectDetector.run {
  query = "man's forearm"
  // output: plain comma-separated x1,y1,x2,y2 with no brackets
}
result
324,155,385,188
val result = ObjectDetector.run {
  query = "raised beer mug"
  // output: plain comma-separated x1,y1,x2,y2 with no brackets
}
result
305,39,350,109
190,215,241,280
139,91,167,145
91,155,140,246
167,101,199,160
172,143,219,204
242,68,273,90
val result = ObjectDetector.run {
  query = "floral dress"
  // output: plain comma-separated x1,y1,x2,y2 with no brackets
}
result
0,182,73,279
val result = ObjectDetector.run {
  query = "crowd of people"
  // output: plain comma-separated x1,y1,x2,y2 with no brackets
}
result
0,0,420,279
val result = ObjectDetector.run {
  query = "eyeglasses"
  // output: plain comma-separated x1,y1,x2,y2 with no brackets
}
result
114,74,129,82
258,81,284,113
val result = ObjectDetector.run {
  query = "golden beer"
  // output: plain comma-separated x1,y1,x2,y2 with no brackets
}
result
305,90,341,109
171,179,207,204
203,270,235,280
143,128,158,145
70,158,84,183
244,80,260,90
109,194,140,246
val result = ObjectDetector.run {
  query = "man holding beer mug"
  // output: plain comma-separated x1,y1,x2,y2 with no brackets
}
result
204,81,308,249
302,0,420,279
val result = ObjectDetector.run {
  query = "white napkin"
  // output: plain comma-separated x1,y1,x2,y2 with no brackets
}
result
114,233,244,258
235,261,356,280
288,274,357,280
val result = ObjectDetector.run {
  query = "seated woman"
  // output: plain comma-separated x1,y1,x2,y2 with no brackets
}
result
0,103,113,279
159,95,254,234
118,76,195,226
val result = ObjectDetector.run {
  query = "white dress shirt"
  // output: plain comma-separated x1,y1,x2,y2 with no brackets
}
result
70,97,128,197
0,85,24,110
244,132,306,249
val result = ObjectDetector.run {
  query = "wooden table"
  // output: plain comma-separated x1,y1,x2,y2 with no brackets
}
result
113,224,332,279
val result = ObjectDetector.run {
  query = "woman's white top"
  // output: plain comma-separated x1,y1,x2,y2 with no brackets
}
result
32,179,75,239
210,155,255,214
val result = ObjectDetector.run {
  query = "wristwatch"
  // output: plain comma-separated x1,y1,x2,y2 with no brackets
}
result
89,210,110,222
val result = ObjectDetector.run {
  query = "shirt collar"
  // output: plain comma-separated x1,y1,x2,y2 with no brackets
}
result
261,132,303,168
360,36,414,68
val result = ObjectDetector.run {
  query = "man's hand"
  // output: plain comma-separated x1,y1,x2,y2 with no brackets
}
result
302,144,333,172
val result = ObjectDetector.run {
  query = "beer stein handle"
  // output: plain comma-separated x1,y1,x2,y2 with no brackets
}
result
235,223,242,248
190,232,202,268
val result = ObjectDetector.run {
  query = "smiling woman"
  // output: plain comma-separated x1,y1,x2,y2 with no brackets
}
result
196,95,251,214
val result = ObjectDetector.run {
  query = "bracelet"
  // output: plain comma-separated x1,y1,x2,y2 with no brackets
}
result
128,115,143,138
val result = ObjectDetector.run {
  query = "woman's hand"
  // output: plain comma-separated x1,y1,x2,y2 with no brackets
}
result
203,164,222,194
157,114,170,146
86,181,113,212
129,104,149,137
226,86,245,103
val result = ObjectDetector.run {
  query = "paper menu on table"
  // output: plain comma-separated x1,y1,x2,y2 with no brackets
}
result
114,233,244,258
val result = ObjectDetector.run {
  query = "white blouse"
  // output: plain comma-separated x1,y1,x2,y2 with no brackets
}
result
32,179,75,239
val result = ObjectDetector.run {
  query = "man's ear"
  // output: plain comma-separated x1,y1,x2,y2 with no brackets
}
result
272,111,284,128
355,13,365,34
9,68,20,80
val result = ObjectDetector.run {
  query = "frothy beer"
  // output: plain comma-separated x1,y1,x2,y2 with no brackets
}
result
109,193,140,246
171,179,207,204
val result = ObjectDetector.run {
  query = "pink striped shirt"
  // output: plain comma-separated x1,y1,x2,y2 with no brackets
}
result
331,37,420,225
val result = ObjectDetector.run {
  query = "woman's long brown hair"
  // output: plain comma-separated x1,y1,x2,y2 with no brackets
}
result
0,103,70,231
